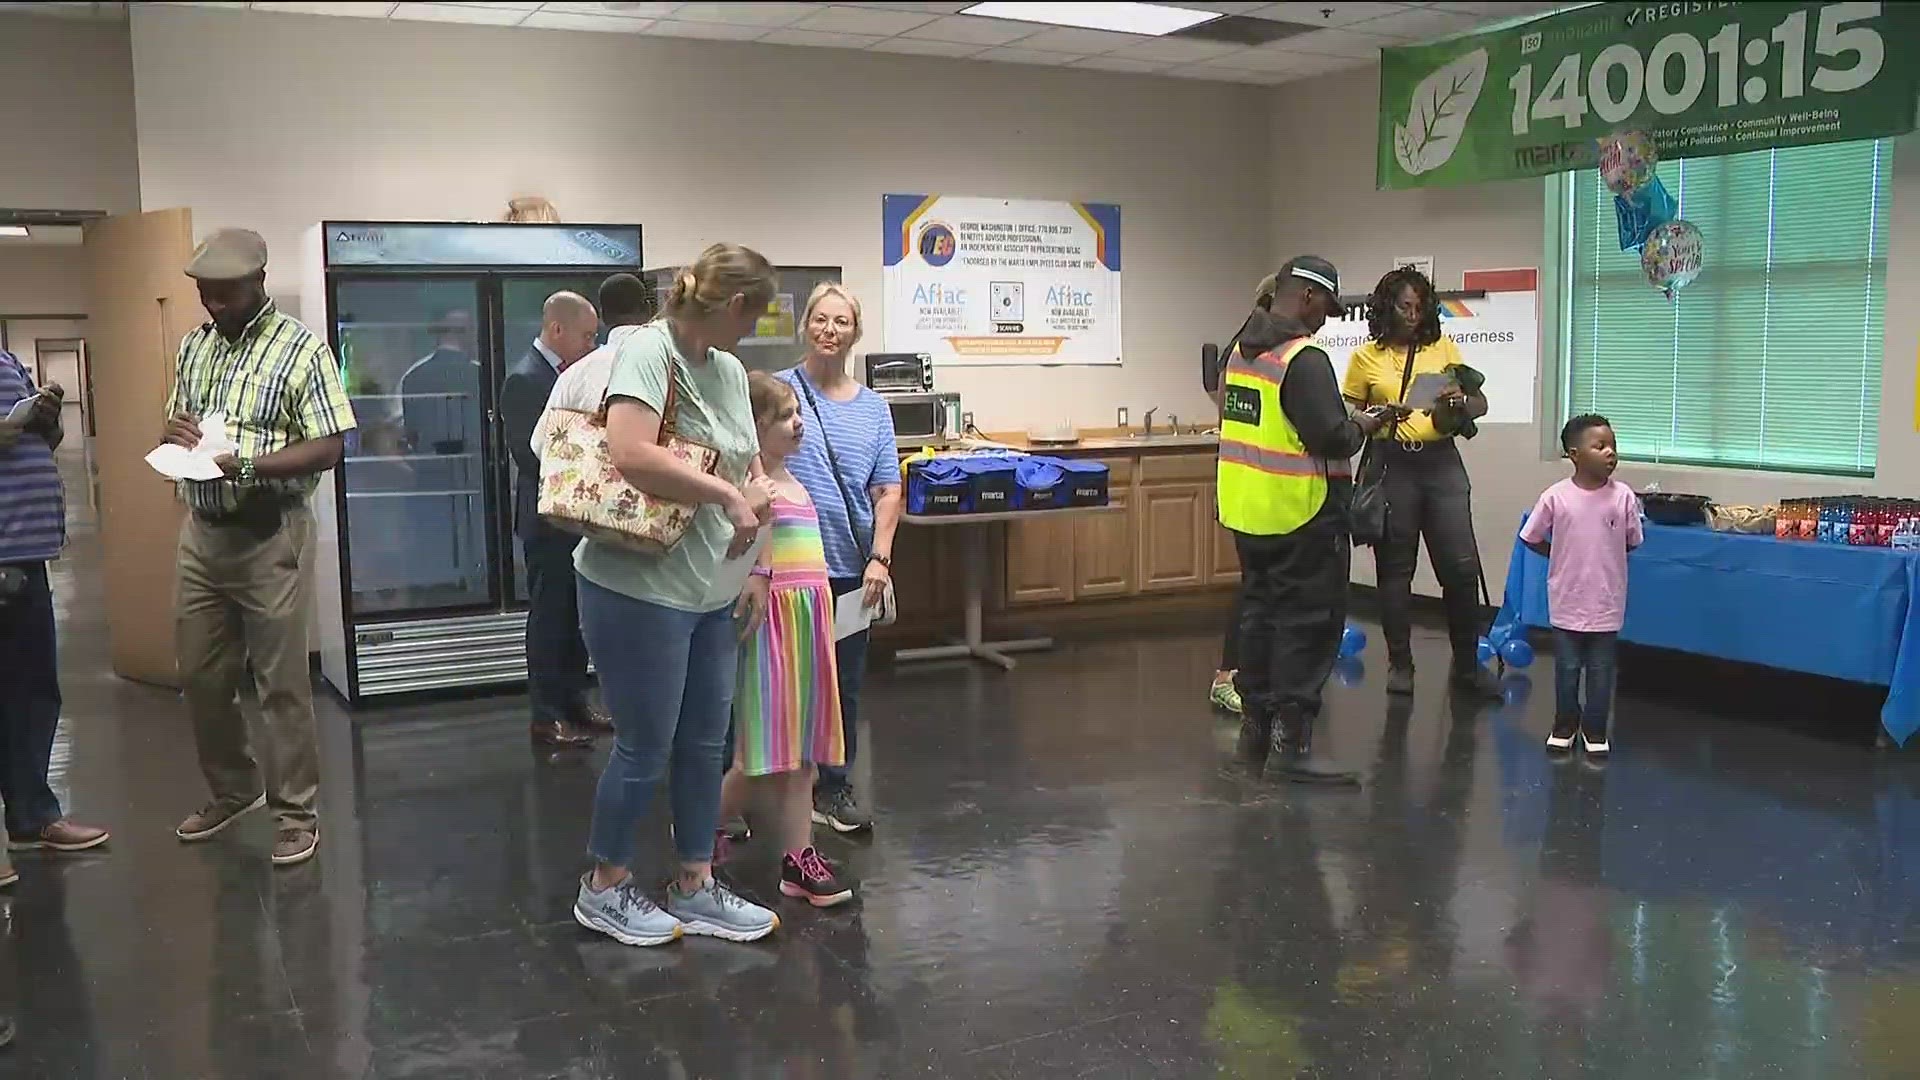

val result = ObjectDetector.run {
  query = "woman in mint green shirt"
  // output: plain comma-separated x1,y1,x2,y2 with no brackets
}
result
571,244,784,948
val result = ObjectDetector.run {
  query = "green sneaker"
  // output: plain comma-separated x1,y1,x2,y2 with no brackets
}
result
1210,676,1243,714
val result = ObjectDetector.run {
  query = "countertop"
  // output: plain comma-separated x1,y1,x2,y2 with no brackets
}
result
902,430,1220,457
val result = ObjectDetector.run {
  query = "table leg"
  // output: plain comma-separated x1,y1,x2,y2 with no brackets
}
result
893,522,1053,669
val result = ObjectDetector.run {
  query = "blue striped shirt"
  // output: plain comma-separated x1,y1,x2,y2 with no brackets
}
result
0,351,64,563
777,369,901,579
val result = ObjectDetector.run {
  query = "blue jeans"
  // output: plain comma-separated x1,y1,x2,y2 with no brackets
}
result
1552,629,1617,737
578,575,738,867
816,576,868,795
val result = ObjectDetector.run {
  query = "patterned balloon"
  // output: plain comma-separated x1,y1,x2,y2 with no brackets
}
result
1596,130,1658,197
1641,219,1704,298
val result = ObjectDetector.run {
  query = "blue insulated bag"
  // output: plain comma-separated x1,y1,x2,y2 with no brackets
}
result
1057,458,1111,507
906,458,970,515
956,455,1019,514
1015,456,1068,510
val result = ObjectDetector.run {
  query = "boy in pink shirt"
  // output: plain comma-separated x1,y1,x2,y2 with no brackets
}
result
1519,415,1642,756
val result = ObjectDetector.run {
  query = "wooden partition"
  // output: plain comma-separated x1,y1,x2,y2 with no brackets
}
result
84,209,198,686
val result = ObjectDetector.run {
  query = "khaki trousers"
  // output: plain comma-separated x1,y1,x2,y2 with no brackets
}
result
175,505,319,830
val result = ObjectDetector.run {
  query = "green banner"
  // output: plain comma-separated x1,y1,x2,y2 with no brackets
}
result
1377,1,1920,190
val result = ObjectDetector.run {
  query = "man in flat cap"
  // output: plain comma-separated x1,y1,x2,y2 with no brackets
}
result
161,227,356,866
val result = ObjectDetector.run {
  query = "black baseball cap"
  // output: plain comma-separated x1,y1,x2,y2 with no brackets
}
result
1278,255,1345,317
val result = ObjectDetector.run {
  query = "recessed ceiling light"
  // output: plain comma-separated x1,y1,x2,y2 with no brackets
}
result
0,226,28,237
960,2,1221,36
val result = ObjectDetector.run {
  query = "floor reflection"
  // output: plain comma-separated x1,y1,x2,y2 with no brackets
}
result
19,527,1920,1076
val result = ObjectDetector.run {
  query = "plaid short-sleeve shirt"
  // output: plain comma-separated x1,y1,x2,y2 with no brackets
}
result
166,302,356,514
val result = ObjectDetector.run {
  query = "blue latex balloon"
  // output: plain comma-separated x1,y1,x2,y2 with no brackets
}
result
1614,173,1677,252
1476,636,1496,666
1501,637,1536,669
1338,622,1367,660
1488,622,1515,650
1333,656,1366,688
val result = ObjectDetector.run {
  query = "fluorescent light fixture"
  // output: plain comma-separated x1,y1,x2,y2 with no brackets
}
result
0,226,27,237
960,1,1221,36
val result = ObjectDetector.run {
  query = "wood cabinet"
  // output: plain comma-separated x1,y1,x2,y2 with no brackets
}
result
1206,490,1241,586
1005,515,1076,606
1137,483,1208,592
1073,484,1133,598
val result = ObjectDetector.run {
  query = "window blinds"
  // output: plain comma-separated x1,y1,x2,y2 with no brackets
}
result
1566,139,1889,477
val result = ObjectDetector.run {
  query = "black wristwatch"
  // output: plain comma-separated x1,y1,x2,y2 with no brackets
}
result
868,553,892,570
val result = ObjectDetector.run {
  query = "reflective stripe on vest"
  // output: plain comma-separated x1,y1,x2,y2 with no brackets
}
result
1215,336,1344,536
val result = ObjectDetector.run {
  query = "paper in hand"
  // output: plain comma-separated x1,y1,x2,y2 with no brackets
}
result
5,395,39,424
145,412,238,481
1403,372,1453,412
833,589,874,642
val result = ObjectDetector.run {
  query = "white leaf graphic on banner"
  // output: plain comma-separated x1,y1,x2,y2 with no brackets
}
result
1395,48,1488,176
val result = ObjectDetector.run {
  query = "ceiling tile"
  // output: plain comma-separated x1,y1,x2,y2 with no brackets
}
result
389,3,531,25
154,1,250,7
1070,55,1168,73
1249,2,1410,29
975,45,1082,66
539,2,685,15
839,1,970,11
644,17,769,38
1007,26,1145,54
1106,35,1241,62
1162,1,1269,12
668,1,818,25
250,2,397,16
1195,46,1304,71
761,26,882,47
522,9,655,31
791,4,933,34
1429,1,1557,13
899,13,1037,45
1346,5,1484,40
1273,26,1390,59
864,35,982,55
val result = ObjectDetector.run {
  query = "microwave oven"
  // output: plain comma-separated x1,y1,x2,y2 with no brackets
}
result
865,352,935,394
888,391,961,447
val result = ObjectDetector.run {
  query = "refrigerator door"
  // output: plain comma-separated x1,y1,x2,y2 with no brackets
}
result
496,273,629,603
333,276,499,618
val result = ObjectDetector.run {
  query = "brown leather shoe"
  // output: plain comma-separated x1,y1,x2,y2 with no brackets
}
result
8,819,110,853
177,794,266,842
531,719,595,748
579,706,616,734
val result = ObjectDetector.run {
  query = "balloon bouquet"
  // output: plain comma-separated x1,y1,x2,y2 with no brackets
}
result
1596,130,1703,298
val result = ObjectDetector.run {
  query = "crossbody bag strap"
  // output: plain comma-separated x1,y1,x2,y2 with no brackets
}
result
1388,340,1417,444
794,371,874,560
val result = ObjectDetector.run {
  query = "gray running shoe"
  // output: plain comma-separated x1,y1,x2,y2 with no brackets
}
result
667,877,779,942
574,874,683,947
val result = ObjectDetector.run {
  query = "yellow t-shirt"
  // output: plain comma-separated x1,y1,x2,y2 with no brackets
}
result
1340,336,1464,443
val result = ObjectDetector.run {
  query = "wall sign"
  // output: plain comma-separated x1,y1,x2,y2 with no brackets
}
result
1317,290,1539,425
1377,1,1919,191
881,194,1122,367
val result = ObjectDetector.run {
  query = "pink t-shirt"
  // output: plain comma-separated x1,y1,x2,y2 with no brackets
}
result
1518,478,1643,632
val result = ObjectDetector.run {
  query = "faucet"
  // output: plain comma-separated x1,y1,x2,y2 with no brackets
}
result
1143,407,1158,437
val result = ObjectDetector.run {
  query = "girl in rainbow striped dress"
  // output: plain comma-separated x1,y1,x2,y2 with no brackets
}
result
720,372,852,907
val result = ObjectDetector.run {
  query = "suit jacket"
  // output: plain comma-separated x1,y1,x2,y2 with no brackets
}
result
500,346,564,546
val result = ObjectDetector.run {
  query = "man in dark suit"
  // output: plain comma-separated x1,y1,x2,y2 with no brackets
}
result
500,291,602,747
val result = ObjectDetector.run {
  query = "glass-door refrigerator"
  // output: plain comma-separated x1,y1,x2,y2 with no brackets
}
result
302,221,644,704
643,264,843,374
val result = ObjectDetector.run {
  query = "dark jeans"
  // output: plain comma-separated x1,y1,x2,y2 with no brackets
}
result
1373,439,1485,672
578,575,736,867
817,576,867,795
522,529,590,727
1231,521,1350,719
1552,629,1617,737
0,562,65,837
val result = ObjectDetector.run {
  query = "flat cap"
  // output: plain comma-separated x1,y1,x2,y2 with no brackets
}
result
185,228,268,281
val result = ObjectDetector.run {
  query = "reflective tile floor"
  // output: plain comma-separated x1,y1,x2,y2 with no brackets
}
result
13,527,1920,1078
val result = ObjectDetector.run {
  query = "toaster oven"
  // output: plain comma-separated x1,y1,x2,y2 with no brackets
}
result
865,352,935,394
888,392,961,448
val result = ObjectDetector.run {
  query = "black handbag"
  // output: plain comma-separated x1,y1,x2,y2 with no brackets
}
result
1349,342,1417,547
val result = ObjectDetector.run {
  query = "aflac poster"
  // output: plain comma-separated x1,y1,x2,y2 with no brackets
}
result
882,194,1121,367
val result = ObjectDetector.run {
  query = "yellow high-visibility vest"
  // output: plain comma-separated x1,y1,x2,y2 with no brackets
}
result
1216,337,1352,536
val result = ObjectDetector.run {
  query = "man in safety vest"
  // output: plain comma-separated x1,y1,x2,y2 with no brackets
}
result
1217,256,1401,783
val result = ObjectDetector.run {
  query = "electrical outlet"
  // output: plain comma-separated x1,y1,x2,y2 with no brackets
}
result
961,411,974,431
1117,407,1130,429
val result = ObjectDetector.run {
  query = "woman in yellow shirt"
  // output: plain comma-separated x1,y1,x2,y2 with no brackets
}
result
1340,267,1495,698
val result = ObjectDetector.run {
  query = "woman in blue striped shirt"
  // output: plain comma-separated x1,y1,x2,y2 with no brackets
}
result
776,284,901,835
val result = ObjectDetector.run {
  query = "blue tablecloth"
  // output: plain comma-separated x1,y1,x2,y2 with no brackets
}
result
1501,520,1920,744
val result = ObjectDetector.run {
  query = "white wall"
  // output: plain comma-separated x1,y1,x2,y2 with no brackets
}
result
128,5,1269,432
0,13,139,215
0,247,90,315
1274,66,1920,599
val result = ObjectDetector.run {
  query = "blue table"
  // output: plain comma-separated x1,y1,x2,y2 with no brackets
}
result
1501,520,1920,744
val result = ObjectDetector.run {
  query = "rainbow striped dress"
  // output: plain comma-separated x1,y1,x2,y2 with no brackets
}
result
734,490,845,776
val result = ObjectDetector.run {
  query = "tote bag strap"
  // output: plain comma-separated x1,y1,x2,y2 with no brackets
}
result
594,322,682,449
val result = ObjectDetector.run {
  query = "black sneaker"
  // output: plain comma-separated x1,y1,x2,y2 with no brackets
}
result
1386,664,1415,696
1546,714,1579,751
1450,666,1503,699
780,846,854,907
812,786,873,834
1581,727,1611,757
